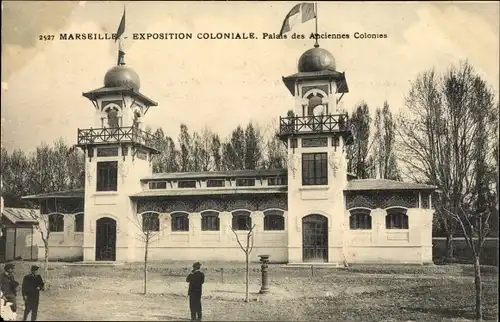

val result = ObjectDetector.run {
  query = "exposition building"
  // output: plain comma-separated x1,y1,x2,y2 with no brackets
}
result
21,43,436,265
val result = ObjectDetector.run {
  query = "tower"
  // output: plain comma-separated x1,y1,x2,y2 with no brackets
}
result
77,53,159,262
279,46,353,264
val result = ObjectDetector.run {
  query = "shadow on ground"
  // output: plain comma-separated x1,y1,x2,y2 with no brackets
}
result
399,305,497,321
150,314,191,321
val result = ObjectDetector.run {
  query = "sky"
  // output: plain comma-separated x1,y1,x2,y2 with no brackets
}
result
1,1,499,153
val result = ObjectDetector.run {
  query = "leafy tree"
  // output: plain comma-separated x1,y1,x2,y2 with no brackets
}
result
373,102,400,180
346,102,373,179
210,133,222,171
244,122,263,170
179,124,192,172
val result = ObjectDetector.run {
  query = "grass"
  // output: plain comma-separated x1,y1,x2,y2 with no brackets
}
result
6,260,498,321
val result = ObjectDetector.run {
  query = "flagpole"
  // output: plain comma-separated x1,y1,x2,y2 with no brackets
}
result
116,5,126,66
314,2,319,48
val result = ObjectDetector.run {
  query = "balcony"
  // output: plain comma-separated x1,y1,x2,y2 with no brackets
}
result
278,114,353,142
76,126,157,151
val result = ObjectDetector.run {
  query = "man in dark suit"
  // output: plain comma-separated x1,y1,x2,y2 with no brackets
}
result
186,262,205,321
22,265,45,321
0,263,19,317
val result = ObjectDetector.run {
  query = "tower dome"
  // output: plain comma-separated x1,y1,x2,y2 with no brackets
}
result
298,47,336,73
104,65,141,91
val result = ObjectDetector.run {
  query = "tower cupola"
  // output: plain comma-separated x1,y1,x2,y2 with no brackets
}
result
298,47,336,72
104,65,141,91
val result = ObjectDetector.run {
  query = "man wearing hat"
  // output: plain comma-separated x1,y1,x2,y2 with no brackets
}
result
0,263,19,317
186,262,205,321
22,265,44,321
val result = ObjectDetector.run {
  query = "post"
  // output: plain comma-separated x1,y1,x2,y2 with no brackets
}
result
258,255,270,294
314,2,319,48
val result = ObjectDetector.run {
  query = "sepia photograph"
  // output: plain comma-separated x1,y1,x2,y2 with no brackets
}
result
0,1,498,321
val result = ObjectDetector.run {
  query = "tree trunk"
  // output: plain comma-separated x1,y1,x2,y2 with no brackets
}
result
44,243,49,280
143,241,149,295
245,252,249,303
473,255,483,320
445,231,454,261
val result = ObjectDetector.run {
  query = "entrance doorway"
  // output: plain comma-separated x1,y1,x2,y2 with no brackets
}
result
95,217,116,261
302,214,328,262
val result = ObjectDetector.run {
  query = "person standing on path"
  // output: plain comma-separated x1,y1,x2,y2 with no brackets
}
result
186,262,205,321
0,263,19,319
22,265,45,321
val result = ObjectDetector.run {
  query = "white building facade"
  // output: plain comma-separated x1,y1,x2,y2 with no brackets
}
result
22,46,436,265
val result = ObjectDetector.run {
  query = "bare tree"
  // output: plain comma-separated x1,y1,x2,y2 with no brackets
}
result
26,207,50,279
396,62,497,260
444,200,494,320
231,223,256,303
125,212,164,294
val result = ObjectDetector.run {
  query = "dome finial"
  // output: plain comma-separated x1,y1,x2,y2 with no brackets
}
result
314,43,319,48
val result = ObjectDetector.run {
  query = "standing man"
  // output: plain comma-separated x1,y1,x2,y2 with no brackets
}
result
22,265,44,321
0,263,19,319
186,262,204,321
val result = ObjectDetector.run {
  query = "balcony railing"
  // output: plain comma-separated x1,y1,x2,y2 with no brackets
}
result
77,126,155,149
279,114,352,137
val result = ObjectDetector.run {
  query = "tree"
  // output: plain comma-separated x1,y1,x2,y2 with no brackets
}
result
27,207,51,280
150,128,170,173
396,62,497,260
265,135,287,169
221,141,236,171
244,122,263,170
126,212,164,294
199,127,213,172
210,133,222,171
24,198,82,281
179,124,192,172
2,149,32,206
229,126,246,170
231,224,256,303
346,102,373,179
191,131,203,172
373,102,400,180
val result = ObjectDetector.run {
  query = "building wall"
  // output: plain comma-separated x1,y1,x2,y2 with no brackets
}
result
41,202,433,264
344,208,434,264
125,210,288,263
286,135,349,264
32,213,83,261
83,145,153,261
4,227,40,261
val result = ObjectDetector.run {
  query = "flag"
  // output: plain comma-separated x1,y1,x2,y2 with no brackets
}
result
279,3,316,36
115,8,126,42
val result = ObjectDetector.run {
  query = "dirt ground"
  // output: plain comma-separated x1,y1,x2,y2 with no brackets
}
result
6,261,499,321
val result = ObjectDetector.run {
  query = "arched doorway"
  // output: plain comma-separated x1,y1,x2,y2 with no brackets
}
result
302,214,328,262
95,217,116,261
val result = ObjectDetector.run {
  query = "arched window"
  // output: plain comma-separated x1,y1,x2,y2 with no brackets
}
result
106,108,120,128
171,213,189,232
49,214,64,232
74,213,84,232
263,210,285,231
349,209,372,230
385,208,409,229
232,210,252,231
142,212,160,232
201,211,220,231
